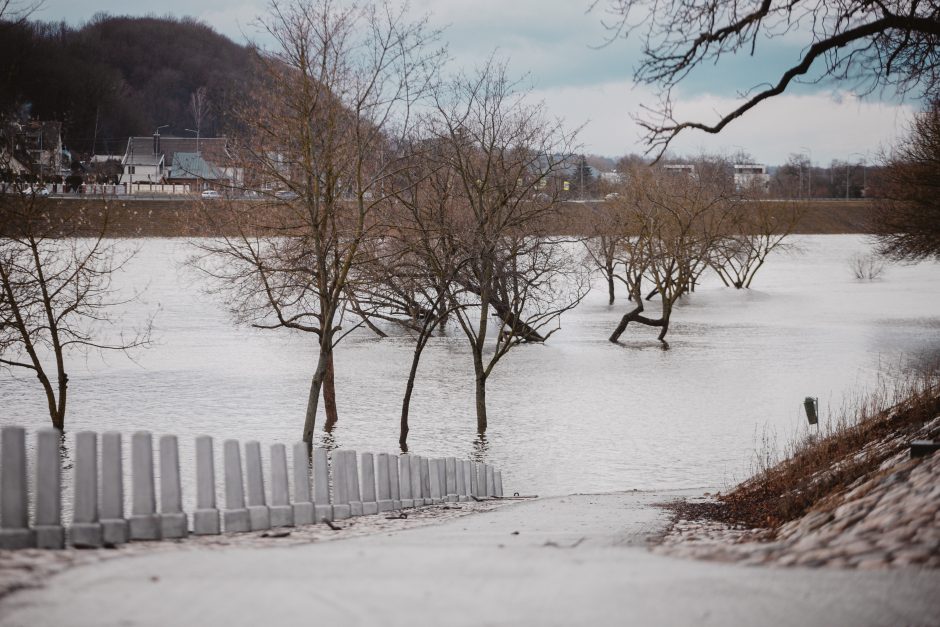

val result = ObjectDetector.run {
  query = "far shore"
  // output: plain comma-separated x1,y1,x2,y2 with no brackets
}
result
4,197,875,238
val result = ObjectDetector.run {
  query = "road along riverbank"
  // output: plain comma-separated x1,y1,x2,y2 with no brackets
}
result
0,490,937,627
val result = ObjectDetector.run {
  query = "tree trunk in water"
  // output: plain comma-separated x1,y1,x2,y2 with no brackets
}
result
323,352,338,431
400,344,424,451
608,300,668,343
302,349,330,443
607,274,615,305
473,354,488,434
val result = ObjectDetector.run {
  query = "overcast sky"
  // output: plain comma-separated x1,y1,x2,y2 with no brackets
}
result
33,0,918,164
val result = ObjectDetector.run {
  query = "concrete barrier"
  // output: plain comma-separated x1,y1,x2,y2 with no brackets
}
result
399,455,414,508
100,432,129,544
360,452,379,515
223,439,250,533
0,425,508,549
428,458,442,503
409,455,422,507
71,431,102,547
34,429,64,548
291,442,315,525
193,436,221,535
331,450,351,520
159,435,188,538
445,457,458,502
129,432,160,540
0,427,34,549
345,451,364,517
388,454,402,510
312,448,334,522
375,453,394,512
420,457,432,506
269,443,294,528
244,441,271,530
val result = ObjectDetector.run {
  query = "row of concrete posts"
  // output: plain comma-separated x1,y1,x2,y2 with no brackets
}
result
0,426,505,549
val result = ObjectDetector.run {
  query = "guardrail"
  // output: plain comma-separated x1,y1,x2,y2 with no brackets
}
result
0,426,504,550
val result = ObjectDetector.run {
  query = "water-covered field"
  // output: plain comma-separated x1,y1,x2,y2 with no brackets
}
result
2,235,939,500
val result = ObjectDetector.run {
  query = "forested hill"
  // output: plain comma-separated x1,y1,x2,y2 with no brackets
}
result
0,14,257,155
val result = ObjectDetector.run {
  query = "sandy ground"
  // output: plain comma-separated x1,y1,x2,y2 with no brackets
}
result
1,491,938,627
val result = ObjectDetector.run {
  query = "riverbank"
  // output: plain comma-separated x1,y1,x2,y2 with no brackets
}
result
1,490,937,627
654,377,940,569
5,197,876,237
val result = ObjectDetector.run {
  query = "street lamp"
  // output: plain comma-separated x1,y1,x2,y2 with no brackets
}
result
185,128,201,155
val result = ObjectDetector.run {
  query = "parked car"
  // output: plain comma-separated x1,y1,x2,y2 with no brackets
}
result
201,190,222,200
275,189,299,200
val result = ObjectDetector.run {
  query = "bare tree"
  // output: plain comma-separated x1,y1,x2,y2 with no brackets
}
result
193,0,441,442
0,180,150,430
593,0,940,158
608,165,730,344
428,60,588,433
872,99,940,261
189,85,210,153
710,198,801,289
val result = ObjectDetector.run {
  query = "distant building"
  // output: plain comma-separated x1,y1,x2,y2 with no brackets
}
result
598,170,623,184
120,135,242,188
1,120,64,180
734,164,770,193
663,163,696,177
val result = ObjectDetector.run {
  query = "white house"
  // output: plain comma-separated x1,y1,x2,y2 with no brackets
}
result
734,164,770,193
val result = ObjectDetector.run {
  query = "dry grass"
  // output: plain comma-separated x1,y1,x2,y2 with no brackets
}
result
717,370,940,529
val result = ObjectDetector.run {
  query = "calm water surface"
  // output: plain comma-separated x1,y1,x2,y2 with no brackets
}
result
2,235,939,505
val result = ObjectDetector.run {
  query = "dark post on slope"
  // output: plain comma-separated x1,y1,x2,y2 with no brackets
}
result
803,397,819,426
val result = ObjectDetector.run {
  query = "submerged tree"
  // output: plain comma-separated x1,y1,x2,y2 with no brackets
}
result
0,180,149,430
608,164,731,344
429,60,588,434
872,99,940,261
193,0,441,442
710,198,801,289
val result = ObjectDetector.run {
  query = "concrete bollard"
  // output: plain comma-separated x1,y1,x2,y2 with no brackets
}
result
159,435,188,539
409,455,422,508
222,439,250,533
495,470,504,497
193,436,221,535
269,444,294,528
445,457,458,502
455,459,468,503
360,453,378,515
428,458,442,503
100,432,129,545
34,429,65,548
331,450,351,520
0,426,35,549
129,431,161,540
312,448,333,522
398,455,414,508
375,453,393,512
71,431,102,547
244,441,270,530
462,460,473,500
345,451,363,517
419,457,431,506
469,461,479,497
388,454,402,510
486,464,496,497
291,442,315,526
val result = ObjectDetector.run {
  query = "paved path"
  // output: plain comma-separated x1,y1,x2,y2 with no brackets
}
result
1,491,938,627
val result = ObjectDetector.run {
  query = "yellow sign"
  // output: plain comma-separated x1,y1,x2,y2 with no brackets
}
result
563,181,570,191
